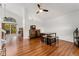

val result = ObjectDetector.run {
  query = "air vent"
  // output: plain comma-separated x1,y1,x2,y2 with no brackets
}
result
0,4,2,8
0,4,2,6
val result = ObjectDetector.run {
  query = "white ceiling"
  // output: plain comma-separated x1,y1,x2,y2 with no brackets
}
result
4,3,79,20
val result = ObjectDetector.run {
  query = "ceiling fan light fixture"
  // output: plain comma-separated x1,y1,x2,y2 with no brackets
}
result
39,9,43,13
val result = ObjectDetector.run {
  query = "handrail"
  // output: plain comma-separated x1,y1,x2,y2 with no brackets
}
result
0,29,6,33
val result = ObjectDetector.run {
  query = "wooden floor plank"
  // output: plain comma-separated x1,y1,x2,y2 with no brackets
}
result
6,37,79,56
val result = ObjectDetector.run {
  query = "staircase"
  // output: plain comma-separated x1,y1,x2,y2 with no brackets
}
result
0,29,6,56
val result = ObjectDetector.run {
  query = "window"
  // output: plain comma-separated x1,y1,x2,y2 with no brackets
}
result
4,17,16,23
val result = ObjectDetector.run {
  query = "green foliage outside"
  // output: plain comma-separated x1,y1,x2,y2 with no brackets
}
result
3,23,16,33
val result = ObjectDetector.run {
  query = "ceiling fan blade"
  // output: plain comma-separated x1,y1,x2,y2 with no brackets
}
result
37,4,40,9
43,9,48,12
36,11,39,14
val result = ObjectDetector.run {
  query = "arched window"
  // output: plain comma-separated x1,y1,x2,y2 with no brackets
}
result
3,17,16,23
2,17,17,34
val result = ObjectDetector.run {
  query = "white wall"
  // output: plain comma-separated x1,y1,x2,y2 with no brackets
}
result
0,8,22,27
0,7,23,33
22,6,45,39
23,13,44,39
41,10,79,42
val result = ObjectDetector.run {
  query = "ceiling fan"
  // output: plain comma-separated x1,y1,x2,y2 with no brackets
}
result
36,4,48,14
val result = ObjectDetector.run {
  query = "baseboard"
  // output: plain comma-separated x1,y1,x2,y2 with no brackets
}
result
59,39,73,43
23,36,29,39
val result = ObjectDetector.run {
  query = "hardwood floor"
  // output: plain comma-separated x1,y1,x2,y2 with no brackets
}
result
6,37,79,56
